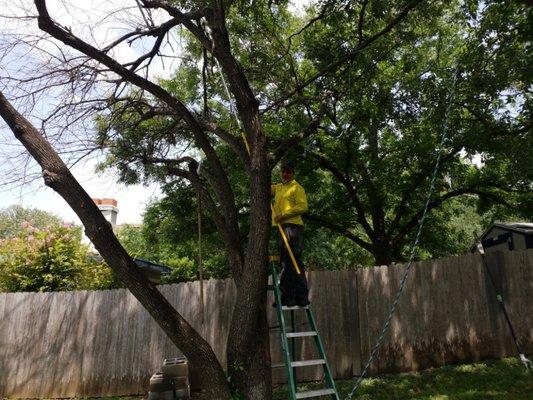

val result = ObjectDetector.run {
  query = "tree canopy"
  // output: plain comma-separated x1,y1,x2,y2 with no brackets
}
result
99,0,531,267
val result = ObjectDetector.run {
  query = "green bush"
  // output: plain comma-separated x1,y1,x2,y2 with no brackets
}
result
0,222,118,292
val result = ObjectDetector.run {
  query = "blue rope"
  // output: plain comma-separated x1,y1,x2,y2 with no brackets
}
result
346,67,459,399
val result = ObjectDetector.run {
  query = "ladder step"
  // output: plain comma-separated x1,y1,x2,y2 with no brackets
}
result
282,305,309,311
295,388,336,399
271,363,285,369
291,359,325,368
286,331,317,338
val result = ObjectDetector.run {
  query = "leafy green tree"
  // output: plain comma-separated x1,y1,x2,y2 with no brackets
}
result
115,223,150,259
1,0,528,398
293,0,532,264
115,219,230,284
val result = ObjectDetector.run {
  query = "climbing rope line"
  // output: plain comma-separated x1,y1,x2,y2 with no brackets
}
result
200,18,247,148
345,67,459,399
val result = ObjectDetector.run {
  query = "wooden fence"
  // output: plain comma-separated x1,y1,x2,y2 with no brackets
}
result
0,250,531,397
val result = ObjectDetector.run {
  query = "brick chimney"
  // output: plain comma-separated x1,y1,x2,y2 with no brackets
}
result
92,198,119,229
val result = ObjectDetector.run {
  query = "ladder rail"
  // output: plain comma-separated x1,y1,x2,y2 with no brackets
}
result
271,262,297,400
269,259,340,400
306,307,340,400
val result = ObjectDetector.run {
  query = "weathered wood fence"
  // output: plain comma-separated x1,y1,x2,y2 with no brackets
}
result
0,250,531,397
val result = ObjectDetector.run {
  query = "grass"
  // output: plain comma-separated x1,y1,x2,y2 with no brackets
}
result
272,357,533,400
37,358,531,400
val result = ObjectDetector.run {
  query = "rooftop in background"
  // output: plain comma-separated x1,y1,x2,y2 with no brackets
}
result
471,221,533,253
492,222,533,233
134,258,172,283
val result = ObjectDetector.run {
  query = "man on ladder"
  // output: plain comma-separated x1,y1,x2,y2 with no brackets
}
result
272,159,310,308
269,160,340,399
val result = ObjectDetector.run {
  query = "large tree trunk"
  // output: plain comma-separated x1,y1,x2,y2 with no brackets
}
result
372,239,394,266
226,117,273,399
0,91,232,400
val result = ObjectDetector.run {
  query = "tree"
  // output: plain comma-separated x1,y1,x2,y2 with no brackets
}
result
0,204,63,238
0,205,119,291
141,190,231,280
293,0,532,265
0,0,445,398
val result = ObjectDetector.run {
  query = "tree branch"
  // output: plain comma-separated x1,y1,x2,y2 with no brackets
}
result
148,159,245,282
269,102,327,167
309,151,377,241
391,186,512,246
0,90,230,398
387,146,462,236
34,0,240,248
264,0,424,113
202,121,250,167
306,214,372,251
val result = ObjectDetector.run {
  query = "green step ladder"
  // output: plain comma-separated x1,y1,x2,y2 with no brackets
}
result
268,257,340,400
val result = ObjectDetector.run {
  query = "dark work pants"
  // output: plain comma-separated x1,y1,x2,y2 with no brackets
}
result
278,224,309,303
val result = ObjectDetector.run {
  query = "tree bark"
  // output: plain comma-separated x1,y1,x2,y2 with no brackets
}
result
226,129,272,399
0,91,232,400
372,239,394,266
203,4,274,397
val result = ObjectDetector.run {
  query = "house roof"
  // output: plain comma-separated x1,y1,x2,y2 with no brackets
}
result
134,258,172,274
490,222,533,235
470,221,533,252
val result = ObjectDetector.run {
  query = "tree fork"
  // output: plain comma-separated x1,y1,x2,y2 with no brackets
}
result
0,91,232,399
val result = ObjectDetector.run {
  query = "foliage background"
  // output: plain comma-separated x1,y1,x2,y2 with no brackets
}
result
0,206,120,292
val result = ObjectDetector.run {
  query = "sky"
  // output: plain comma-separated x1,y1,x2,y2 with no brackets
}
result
0,158,162,224
0,0,171,224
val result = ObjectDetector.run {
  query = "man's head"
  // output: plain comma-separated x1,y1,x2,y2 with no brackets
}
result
280,160,295,183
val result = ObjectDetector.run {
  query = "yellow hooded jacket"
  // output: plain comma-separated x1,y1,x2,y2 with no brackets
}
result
271,179,308,226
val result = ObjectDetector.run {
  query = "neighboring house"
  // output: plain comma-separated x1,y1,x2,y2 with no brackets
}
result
90,198,171,283
471,222,533,253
